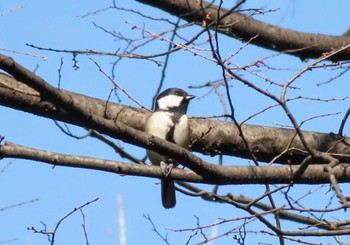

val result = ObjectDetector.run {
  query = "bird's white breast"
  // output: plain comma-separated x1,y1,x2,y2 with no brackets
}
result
173,114,190,148
145,111,190,166
145,111,174,139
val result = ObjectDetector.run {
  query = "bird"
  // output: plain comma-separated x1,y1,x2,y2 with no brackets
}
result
145,88,195,209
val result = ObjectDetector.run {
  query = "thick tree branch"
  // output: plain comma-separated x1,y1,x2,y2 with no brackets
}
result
1,142,350,184
136,0,350,61
0,54,219,179
1,71,350,165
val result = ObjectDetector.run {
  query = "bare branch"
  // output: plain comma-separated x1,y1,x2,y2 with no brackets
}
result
26,44,163,66
0,6,24,17
1,71,350,165
28,198,99,244
144,214,171,244
0,198,39,212
2,142,350,185
136,0,350,61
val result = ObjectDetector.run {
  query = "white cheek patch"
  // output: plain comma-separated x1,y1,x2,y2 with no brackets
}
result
157,94,183,110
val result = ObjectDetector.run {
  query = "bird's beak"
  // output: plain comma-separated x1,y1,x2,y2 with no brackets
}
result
186,95,196,101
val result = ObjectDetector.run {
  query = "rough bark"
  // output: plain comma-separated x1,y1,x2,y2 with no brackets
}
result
136,0,350,61
1,72,350,165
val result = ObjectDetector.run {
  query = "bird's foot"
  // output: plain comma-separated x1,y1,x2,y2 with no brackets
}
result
160,161,174,178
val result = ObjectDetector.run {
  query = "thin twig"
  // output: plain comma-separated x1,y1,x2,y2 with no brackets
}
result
90,58,151,111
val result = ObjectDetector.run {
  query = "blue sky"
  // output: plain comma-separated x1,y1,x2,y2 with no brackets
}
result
1,1,350,244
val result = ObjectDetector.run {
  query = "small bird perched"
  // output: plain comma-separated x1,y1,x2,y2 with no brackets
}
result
145,88,195,209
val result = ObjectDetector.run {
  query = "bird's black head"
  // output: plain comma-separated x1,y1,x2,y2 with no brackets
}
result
155,88,195,113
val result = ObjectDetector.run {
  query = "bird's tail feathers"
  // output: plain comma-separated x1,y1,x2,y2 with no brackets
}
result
161,179,176,209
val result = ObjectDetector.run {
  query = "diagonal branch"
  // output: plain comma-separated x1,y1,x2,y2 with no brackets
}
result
136,0,350,61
